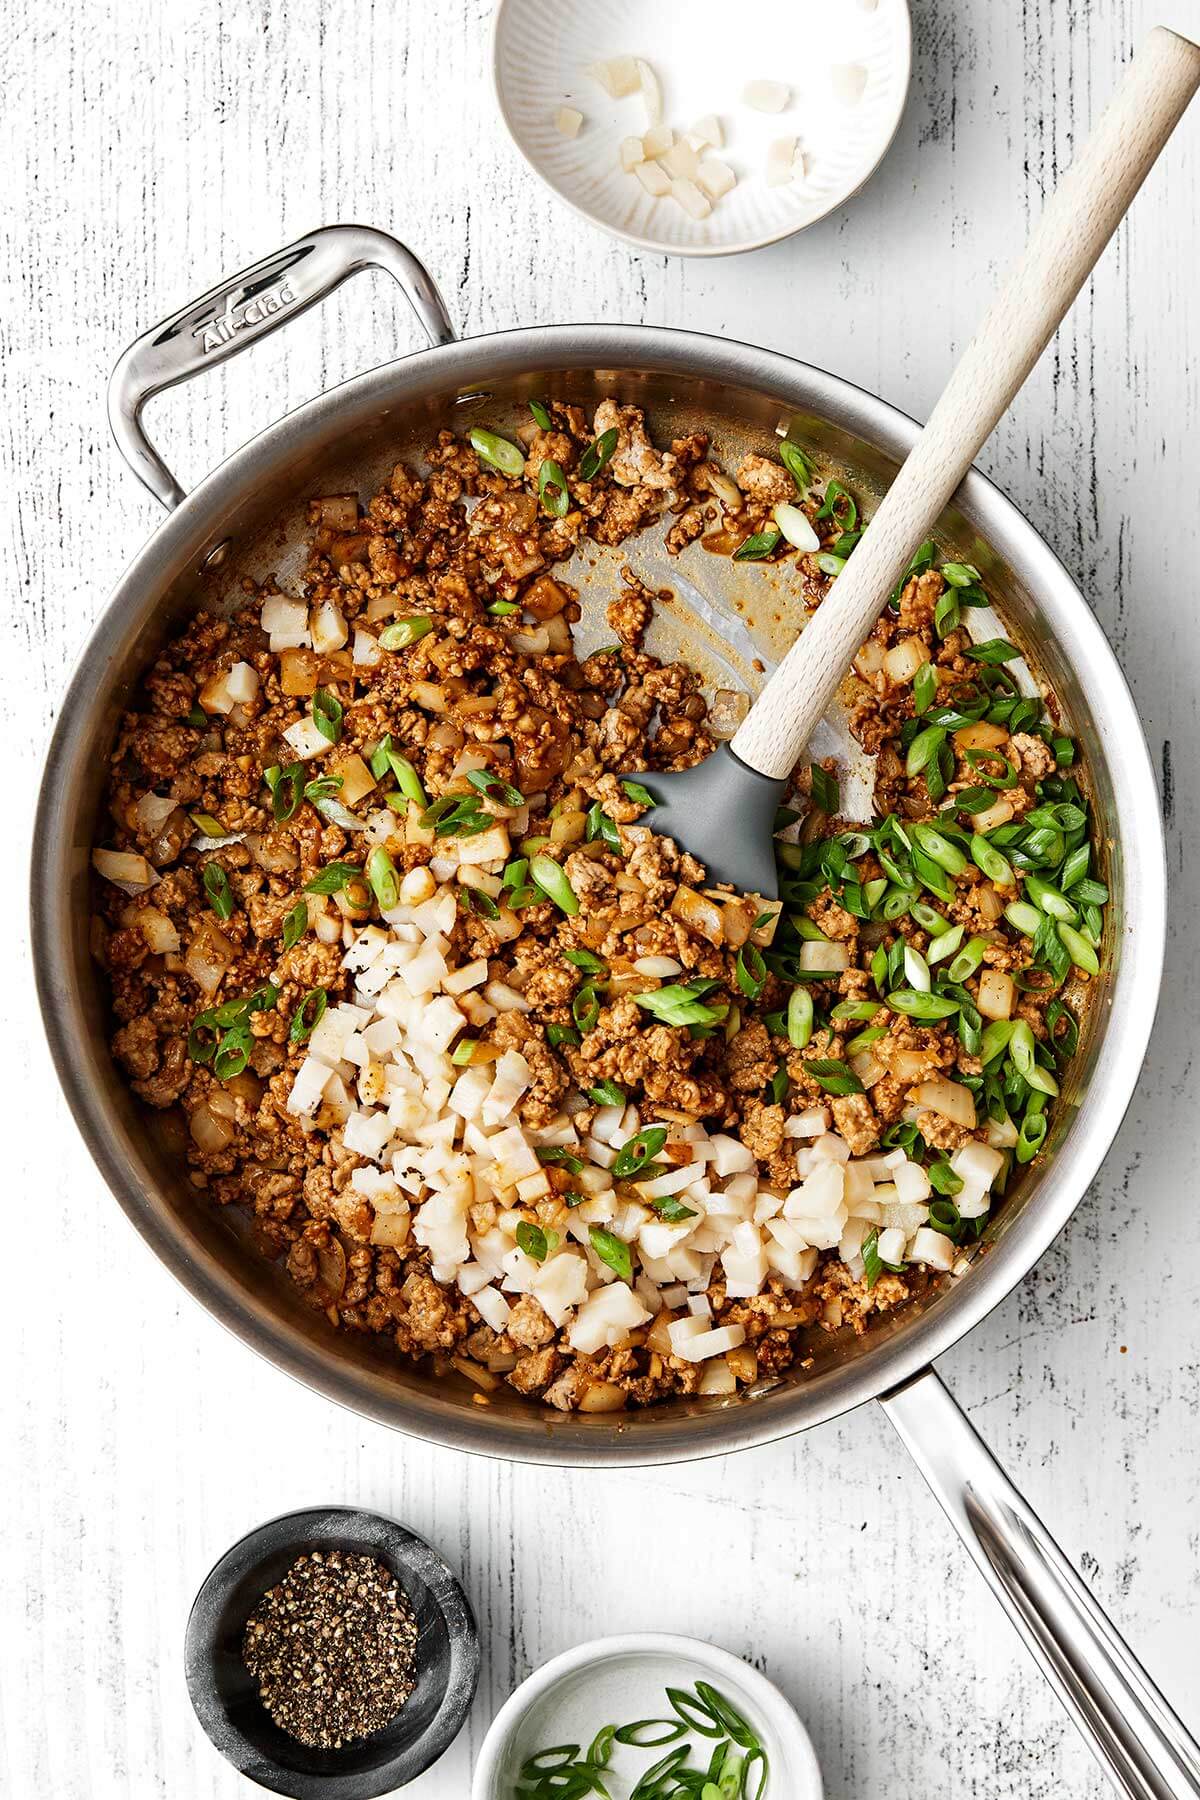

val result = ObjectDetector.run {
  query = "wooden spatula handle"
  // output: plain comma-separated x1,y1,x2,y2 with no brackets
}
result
731,25,1200,783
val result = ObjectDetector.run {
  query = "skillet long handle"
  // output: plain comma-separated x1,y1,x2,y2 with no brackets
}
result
730,25,1200,781
883,1368,1200,1800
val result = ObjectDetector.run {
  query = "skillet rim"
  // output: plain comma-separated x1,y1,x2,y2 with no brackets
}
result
30,322,1167,1465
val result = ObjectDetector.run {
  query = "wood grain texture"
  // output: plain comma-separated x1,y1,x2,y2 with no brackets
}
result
3,1,1199,1796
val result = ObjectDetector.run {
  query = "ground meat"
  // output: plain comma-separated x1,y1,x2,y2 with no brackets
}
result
607,580,653,649
505,1296,556,1349
830,1093,880,1156
739,1099,786,1160
507,1345,563,1395
916,1110,974,1152
724,1021,776,1093
736,453,793,508
592,401,677,491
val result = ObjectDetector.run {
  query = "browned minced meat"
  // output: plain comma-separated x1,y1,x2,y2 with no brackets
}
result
92,399,1082,1413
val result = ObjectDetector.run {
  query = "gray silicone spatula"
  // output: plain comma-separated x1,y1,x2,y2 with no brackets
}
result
633,26,1200,900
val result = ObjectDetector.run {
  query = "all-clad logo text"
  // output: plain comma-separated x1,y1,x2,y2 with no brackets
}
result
194,279,296,353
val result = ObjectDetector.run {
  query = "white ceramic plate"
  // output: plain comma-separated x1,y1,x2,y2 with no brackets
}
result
471,1632,824,1798
492,0,912,257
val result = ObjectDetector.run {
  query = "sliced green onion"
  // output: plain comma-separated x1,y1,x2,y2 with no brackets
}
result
621,778,655,808
545,1023,581,1049
886,989,960,1020
1004,899,1042,937
213,1026,253,1082
538,457,571,518
366,846,401,911
614,1719,687,1748
202,861,234,920
572,982,601,1033
861,1227,885,1291
311,686,343,744
282,898,308,950
942,561,982,588
586,802,621,851
971,832,1015,886
946,935,988,983
912,822,968,876
980,1018,1015,1065
528,399,553,430
379,616,434,651
905,725,946,779
903,945,931,992
1024,873,1078,923
587,1724,617,1768
815,478,857,530
1008,1019,1060,1095
190,811,226,838
469,426,525,477
928,1198,962,1237
587,1080,625,1107
578,427,619,482
831,999,881,1023
564,946,606,975
529,853,579,915
467,767,526,807
633,982,727,1029
188,1011,221,1063
611,1126,667,1180
913,661,938,714
779,440,813,492
804,1058,864,1096
773,501,819,550
733,527,781,562
735,942,767,1000
304,860,361,894
516,1221,549,1263
810,762,839,815
1058,921,1100,975
816,552,846,577
666,1687,727,1739
787,986,814,1048
927,923,965,965
266,762,305,824
486,601,519,616
289,987,327,1044
588,1225,632,1282
966,637,1020,664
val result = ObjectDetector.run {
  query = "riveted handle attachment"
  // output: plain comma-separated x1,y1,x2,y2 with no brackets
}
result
108,223,457,511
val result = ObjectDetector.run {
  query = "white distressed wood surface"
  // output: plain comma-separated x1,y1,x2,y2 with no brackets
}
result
3,2,1199,1795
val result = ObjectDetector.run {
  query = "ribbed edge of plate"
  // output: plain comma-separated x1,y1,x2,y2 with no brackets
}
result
493,0,912,255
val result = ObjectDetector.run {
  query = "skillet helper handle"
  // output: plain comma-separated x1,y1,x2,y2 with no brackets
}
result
731,24,1200,781
884,1368,1200,1800
107,223,457,512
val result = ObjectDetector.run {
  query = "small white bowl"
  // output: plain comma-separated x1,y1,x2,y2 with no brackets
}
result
471,1632,823,1799
492,0,912,258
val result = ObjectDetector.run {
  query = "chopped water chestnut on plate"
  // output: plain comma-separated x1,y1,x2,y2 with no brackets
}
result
92,401,1104,1413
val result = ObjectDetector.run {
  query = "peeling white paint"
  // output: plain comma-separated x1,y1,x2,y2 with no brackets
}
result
3,1,1199,1795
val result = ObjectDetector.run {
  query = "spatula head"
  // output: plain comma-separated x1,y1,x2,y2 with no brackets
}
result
629,743,788,900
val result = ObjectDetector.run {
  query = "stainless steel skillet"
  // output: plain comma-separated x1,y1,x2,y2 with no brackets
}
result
32,209,1193,1793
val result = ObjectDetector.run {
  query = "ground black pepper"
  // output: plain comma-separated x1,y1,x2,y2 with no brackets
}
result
242,1549,418,1749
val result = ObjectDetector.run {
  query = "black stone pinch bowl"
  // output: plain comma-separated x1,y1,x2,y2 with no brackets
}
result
185,1506,480,1797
